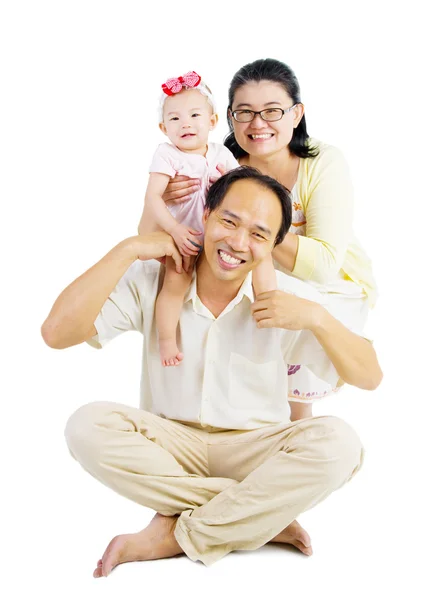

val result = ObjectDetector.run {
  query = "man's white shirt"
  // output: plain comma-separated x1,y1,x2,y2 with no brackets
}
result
89,261,341,429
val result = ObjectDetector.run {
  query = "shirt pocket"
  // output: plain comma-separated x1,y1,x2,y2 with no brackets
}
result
228,352,277,410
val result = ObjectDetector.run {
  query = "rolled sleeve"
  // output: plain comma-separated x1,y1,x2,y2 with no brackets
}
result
86,262,145,350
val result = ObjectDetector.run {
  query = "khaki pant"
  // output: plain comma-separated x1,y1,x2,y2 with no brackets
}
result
65,401,364,566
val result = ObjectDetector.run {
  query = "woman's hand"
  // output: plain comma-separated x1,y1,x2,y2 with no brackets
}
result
162,176,200,206
161,164,227,206
209,163,227,185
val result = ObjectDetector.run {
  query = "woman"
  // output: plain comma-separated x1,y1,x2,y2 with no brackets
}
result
162,58,377,421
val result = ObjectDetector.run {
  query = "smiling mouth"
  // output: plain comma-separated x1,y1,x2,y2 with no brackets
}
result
248,133,274,140
218,249,245,267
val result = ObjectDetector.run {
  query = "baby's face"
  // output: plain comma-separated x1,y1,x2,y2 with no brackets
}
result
160,89,217,153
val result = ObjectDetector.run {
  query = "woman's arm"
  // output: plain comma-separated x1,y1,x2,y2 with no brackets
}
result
273,146,354,283
41,233,182,350
271,232,299,272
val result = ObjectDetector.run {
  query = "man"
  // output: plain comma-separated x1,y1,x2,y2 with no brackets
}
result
42,167,382,576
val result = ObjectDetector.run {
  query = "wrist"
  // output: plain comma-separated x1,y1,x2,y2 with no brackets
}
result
168,222,180,237
115,236,144,263
308,303,329,334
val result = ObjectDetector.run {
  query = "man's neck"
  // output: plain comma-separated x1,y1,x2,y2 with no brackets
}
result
195,257,244,318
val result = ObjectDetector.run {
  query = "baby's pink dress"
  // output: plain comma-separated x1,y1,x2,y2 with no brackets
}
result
149,142,239,235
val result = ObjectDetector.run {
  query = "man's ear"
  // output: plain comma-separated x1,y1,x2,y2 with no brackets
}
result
159,122,167,135
203,208,210,225
209,113,218,131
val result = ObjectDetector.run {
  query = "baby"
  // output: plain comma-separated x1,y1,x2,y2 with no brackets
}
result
139,71,276,366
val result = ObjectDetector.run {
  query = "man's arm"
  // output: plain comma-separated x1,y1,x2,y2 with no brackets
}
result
251,290,383,391
41,232,182,350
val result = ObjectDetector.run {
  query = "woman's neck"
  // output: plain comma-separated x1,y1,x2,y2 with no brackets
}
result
242,149,300,190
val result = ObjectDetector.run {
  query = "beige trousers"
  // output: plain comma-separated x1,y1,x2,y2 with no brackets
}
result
65,401,364,566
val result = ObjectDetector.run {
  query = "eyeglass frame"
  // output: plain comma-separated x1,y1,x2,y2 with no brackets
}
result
230,103,299,123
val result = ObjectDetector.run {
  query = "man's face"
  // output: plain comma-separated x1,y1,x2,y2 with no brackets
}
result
202,179,283,283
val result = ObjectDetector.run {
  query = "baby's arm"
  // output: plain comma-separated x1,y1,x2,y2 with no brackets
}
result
139,172,178,235
139,173,202,257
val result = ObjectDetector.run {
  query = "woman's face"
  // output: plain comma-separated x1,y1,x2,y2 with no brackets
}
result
230,80,303,160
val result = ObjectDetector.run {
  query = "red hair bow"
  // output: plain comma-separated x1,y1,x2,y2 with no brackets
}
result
162,71,201,96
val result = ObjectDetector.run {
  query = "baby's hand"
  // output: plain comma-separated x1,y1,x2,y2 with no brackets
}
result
170,224,203,257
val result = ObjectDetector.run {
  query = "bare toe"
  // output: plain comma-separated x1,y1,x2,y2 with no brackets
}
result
93,565,103,578
270,519,313,555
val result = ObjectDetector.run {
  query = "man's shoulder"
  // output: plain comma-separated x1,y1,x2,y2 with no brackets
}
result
121,260,161,289
275,270,325,305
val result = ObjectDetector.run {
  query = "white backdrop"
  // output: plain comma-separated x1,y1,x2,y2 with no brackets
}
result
1,1,435,598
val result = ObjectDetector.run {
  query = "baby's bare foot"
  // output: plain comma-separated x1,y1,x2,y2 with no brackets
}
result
159,338,183,367
270,519,313,556
93,514,183,578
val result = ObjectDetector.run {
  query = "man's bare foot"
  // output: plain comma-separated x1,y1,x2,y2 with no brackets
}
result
159,338,183,367
93,513,183,578
269,519,313,556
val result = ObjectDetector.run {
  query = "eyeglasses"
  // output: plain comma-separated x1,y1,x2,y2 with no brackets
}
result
231,104,298,123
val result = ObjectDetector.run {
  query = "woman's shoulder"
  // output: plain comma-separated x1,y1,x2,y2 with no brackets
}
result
301,138,349,178
305,138,347,165
297,139,352,202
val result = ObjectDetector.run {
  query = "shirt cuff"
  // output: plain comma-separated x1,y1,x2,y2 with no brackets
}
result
291,235,317,280
85,314,107,350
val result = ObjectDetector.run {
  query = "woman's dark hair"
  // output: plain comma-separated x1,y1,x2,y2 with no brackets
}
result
205,166,292,246
224,58,319,160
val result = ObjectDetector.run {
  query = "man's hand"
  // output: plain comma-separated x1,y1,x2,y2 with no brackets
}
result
132,232,184,274
251,290,323,331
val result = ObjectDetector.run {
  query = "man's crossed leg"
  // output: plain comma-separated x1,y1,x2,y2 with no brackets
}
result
65,401,363,575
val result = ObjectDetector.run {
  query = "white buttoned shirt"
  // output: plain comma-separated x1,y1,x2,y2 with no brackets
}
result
88,260,340,430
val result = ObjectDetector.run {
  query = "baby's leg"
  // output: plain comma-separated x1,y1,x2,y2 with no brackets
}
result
156,257,193,366
252,253,277,297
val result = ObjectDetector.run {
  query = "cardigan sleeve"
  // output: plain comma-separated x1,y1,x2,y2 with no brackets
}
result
291,145,354,283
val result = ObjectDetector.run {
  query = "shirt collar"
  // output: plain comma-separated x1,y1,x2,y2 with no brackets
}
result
184,269,254,307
